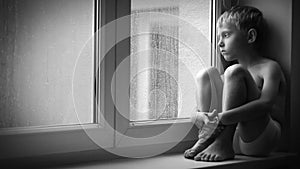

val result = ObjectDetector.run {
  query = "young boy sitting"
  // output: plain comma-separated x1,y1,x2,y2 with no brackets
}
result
184,6,286,162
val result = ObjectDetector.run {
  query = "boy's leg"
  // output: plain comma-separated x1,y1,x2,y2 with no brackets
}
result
194,64,261,161
184,67,223,159
196,67,223,113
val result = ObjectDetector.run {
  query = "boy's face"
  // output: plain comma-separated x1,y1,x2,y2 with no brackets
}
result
217,22,249,61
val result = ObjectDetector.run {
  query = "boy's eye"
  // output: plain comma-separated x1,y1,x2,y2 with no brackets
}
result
224,33,230,38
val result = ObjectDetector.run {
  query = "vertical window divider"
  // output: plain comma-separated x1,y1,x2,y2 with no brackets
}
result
94,0,100,124
212,0,222,70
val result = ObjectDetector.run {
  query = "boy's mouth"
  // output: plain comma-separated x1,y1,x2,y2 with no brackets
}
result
220,50,227,54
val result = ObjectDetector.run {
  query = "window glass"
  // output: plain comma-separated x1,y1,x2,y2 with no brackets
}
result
130,0,211,122
0,0,94,128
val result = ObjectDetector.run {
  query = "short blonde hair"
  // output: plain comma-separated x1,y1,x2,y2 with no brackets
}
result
217,6,265,47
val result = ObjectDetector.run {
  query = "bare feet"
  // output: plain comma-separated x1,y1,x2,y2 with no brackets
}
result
194,130,235,162
184,137,214,159
184,123,226,159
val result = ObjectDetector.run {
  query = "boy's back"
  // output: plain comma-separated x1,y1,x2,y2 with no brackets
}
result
247,57,286,126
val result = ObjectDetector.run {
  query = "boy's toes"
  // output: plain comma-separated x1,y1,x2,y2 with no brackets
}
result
214,155,222,162
208,154,216,162
184,149,196,159
205,154,211,161
200,153,206,161
194,152,204,161
183,149,190,158
201,153,207,161
195,152,219,162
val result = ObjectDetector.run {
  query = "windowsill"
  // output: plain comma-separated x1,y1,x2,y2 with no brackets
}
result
61,152,297,169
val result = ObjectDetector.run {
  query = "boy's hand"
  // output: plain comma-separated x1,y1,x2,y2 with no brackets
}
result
206,109,219,122
191,109,219,129
191,109,224,141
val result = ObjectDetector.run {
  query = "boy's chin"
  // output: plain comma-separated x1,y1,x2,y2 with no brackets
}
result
223,55,236,62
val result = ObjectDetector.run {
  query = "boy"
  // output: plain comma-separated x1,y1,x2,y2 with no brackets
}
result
184,6,286,162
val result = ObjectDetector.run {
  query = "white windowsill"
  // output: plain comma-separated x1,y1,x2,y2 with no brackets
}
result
0,123,114,160
62,152,297,169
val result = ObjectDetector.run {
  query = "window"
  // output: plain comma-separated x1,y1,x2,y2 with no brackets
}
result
0,0,94,128
0,0,220,160
0,0,113,159
114,0,219,155
130,0,212,122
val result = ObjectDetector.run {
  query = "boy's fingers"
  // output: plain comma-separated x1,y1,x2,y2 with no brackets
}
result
191,111,208,128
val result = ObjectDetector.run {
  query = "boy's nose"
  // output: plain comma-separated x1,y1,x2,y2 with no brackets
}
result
218,40,224,48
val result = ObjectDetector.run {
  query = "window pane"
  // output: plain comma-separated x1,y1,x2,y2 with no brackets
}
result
0,0,94,128
130,0,211,121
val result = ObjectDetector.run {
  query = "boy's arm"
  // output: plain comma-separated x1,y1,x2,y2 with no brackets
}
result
219,62,282,125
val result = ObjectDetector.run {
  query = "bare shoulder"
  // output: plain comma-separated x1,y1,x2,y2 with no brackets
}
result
259,58,283,76
260,58,286,93
260,59,286,126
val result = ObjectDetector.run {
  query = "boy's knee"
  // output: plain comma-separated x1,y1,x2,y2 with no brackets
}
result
224,64,247,80
196,67,218,84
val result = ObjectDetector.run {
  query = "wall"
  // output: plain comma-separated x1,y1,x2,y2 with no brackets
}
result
239,0,292,151
291,0,300,156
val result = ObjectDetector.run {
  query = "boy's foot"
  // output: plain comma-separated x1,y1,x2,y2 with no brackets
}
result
184,137,214,159
184,123,226,159
194,128,235,162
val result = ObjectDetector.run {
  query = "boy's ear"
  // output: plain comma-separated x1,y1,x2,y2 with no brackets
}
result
247,28,257,44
